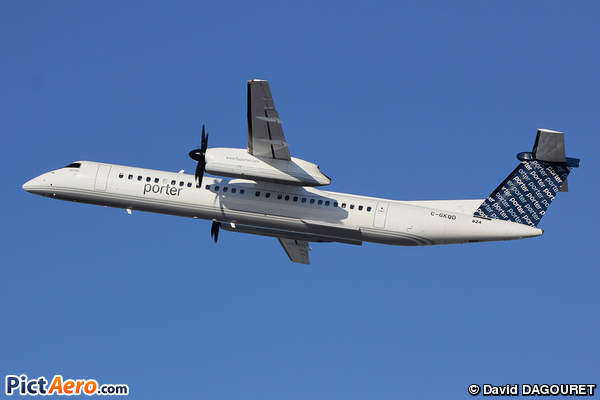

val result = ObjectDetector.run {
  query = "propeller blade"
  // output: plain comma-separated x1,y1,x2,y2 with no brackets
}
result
194,159,205,187
211,221,221,243
201,124,209,152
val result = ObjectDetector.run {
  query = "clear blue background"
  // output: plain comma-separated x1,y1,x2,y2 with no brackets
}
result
1,1,598,398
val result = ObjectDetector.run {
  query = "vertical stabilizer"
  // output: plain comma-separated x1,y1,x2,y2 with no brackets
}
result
474,129,579,228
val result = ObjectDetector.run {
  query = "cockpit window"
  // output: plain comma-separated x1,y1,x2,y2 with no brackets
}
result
64,163,81,169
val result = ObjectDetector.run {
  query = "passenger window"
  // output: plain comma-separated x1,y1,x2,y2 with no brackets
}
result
171,180,176,185
358,205,363,211
367,206,372,212
317,199,323,205
128,174,133,180
222,187,228,193
333,202,338,207
187,182,192,187
285,195,290,201
341,203,346,208
350,204,355,210
293,196,298,202
325,201,330,206
301,198,307,203
255,191,260,197
310,199,315,204
163,179,168,184
240,189,245,195
119,173,124,178
137,176,142,181
146,177,151,182
265,192,271,198
205,185,210,190
215,186,220,191
155,178,159,183
231,188,237,194
277,194,283,200
179,181,184,187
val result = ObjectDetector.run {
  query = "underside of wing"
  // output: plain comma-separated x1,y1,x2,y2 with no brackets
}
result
219,222,363,265
247,79,291,160
278,238,311,264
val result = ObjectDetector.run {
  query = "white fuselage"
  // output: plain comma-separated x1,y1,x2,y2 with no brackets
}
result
22,161,543,246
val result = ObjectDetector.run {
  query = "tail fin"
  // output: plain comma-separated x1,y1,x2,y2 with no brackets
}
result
474,129,580,228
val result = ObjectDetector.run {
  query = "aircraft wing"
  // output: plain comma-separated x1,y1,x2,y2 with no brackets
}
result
278,238,311,265
247,79,291,160
220,222,363,265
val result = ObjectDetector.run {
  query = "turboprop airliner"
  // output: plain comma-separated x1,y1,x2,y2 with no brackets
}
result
23,79,580,264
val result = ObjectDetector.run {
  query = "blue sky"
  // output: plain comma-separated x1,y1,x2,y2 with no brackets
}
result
2,1,599,398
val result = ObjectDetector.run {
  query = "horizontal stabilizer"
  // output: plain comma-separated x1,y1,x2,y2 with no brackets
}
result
533,129,566,163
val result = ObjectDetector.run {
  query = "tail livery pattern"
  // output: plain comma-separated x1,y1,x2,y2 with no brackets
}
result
474,129,580,228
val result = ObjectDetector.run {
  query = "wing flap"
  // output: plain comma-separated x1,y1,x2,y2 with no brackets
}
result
220,222,363,246
300,219,364,243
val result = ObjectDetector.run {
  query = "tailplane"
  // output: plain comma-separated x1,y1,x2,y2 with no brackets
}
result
474,129,580,228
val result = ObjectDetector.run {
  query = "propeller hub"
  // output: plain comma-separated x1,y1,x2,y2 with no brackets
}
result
189,149,204,162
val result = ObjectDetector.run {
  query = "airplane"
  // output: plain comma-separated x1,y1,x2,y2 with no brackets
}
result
23,79,580,264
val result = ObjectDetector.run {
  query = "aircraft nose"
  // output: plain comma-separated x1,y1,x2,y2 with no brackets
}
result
22,173,51,194
22,177,39,192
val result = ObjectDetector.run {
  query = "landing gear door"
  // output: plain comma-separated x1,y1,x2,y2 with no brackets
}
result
373,202,389,228
94,164,112,191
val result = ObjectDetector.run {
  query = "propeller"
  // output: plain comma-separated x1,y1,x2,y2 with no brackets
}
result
211,221,221,243
189,123,209,188
189,125,221,244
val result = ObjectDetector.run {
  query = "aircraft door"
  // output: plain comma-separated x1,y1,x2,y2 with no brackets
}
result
94,164,112,191
373,202,389,228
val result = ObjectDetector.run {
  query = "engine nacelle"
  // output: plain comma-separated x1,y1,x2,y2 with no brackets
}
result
204,148,331,186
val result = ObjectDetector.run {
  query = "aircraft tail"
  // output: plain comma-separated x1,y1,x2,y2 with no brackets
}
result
474,129,580,228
